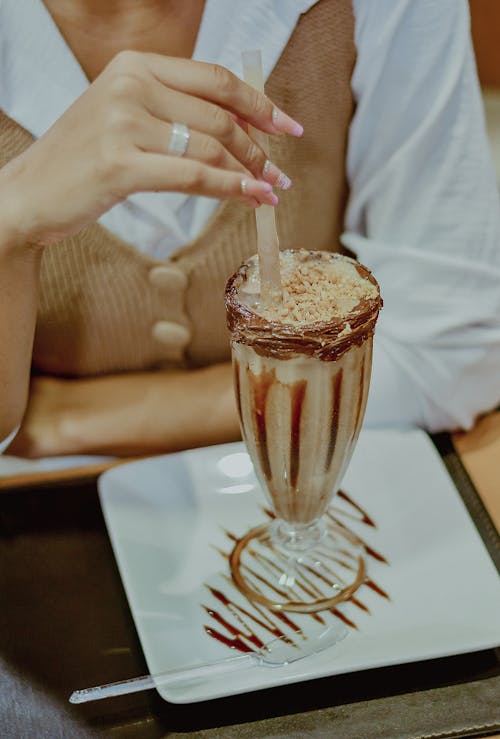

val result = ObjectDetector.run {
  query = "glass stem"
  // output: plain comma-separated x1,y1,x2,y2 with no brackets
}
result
271,517,326,554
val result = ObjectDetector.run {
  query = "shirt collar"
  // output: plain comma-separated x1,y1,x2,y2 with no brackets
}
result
0,0,89,138
0,0,318,138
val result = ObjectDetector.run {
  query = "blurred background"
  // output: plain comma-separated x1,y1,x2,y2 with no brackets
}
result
470,0,500,185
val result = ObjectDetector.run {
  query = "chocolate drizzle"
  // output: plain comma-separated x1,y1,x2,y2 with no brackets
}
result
337,490,375,527
233,360,242,423
290,380,307,488
352,357,366,444
225,250,382,362
202,490,390,653
326,510,388,564
249,368,275,481
204,624,254,653
325,370,343,472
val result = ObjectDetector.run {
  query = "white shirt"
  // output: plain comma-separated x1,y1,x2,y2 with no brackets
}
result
0,0,499,456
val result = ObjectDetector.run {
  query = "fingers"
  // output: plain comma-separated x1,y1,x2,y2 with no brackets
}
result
124,152,279,205
99,52,297,205
136,116,248,176
144,83,265,177
137,53,303,137
143,83,293,188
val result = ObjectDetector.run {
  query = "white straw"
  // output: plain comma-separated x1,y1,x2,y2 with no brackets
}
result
242,50,282,306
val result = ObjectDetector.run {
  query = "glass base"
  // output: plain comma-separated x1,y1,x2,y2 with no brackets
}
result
229,516,366,613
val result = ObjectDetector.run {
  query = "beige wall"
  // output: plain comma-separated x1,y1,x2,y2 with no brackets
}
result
470,1,500,182
470,0,500,87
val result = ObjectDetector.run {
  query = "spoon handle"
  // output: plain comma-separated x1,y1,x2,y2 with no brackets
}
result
69,653,256,704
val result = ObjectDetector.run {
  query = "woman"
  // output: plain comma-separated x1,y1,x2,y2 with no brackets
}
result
0,0,499,458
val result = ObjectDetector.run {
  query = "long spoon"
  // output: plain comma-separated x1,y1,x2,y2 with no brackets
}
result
69,621,347,704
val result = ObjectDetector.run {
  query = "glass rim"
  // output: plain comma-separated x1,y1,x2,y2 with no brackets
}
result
225,250,382,361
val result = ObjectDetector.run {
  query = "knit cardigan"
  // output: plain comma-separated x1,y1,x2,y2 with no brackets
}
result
0,0,356,377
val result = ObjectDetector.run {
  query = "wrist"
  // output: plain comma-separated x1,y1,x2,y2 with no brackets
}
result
0,157,46,255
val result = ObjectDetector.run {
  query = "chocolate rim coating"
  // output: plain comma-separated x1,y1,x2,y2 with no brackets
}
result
225,250,383,361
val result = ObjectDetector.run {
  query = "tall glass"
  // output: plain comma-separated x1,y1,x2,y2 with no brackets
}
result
225,250,382,613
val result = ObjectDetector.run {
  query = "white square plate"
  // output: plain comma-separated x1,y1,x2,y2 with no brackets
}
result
98,429,500,703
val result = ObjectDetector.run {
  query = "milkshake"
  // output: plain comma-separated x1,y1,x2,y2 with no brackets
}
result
225,250,382,611
226,250,382,529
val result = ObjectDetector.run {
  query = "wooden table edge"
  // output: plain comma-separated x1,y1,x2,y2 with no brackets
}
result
453,410,500,532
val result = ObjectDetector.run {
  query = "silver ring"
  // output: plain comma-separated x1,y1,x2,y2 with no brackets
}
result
168,122,190,157
241,178,248,195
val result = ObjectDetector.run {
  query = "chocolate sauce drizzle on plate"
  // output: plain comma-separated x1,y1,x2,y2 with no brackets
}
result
202,491,390,654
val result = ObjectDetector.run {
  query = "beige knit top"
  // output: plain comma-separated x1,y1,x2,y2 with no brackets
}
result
0,0,356,377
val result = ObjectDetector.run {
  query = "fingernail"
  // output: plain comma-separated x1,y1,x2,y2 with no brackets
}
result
242,179,273,197
262,192,279,206
262,160,293,190
272,107,304,137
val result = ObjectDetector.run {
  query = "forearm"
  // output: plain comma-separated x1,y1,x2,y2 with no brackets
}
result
42,363,241,457
0,179,43,440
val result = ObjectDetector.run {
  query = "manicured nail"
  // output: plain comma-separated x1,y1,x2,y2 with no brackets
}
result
241,178,273,197
262,160,292,190
262,192,279,206
272,107,304,137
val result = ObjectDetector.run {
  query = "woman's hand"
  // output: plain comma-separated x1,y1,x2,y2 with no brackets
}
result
2,52,302,247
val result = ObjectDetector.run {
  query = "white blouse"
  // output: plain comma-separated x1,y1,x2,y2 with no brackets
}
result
0,0,499,451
